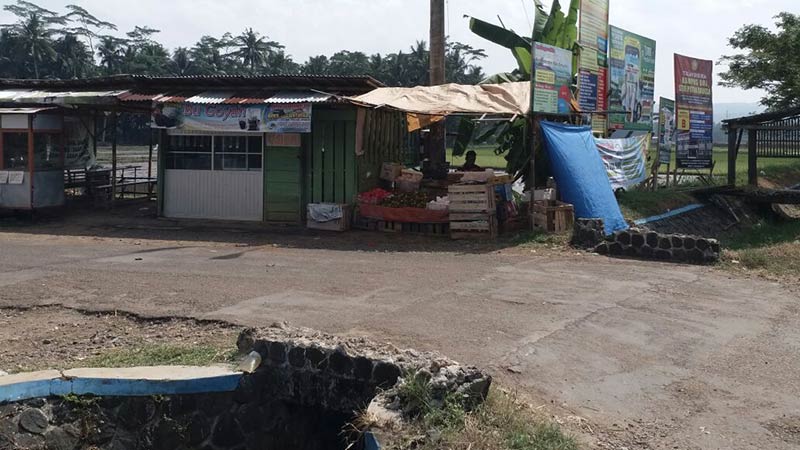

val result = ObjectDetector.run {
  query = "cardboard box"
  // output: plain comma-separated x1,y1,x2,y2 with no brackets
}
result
380,163,403,181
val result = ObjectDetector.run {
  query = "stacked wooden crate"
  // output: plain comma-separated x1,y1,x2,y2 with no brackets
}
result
448,184,497,239
532,200,574,233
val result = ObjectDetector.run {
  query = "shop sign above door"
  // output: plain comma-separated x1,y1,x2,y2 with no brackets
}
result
151,103,312,133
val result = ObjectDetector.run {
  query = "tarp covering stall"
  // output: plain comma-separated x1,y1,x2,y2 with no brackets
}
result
349,82,531,116
539,121,628,235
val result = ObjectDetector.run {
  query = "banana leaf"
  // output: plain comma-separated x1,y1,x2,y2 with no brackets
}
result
512,46,533,77
480,71,525,84
468,17,529,51
452,118,476,157
557,0,580,50
532,0,549,42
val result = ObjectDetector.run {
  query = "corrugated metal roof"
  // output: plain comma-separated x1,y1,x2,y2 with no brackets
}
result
0,107,57,114
263,91,333,104
0,89,127,103
185,91,235,104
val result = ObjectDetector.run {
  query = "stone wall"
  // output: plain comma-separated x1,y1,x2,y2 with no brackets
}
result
572,218,721,263
0,327,492,450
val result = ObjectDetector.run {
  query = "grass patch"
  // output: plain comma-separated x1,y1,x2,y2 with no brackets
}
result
508,230,571,247
82,343,235,368
616,188,696,220
448,145,508,170
383,374,578,450
720,219,800,278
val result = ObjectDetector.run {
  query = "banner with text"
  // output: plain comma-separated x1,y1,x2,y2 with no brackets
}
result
658,98,676,165
577,0,609,134
265,103,312,133
607,26,656,131
532,42,573,114
674,54,713,169
152,103,270,133
595,134,650,190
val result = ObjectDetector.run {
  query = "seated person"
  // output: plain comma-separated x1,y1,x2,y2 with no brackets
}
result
460,150,483,172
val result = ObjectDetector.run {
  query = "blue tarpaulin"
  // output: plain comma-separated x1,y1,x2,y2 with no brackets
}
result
539,121,628,235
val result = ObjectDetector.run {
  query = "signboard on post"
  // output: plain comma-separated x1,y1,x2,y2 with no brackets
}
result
674,54,714,169
532,42,573,114
607,26,656,131
577,0,609,134
658,98,676,165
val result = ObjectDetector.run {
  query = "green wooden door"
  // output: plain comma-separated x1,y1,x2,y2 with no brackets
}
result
264,146,301,222
307,109,357,205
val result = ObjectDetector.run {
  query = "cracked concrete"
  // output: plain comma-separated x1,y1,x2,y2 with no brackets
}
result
0,226,798,449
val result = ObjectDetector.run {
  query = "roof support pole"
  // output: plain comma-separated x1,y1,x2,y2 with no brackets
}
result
147,128,154,196
28,115,34,210
727,126,737,186
111,110,118,206
747,128,758,186
428,0,447,177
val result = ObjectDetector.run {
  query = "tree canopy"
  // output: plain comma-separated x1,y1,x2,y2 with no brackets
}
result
0,0,485,86
719,12,800,111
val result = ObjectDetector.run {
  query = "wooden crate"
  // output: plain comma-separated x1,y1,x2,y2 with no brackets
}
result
450,215,498,240
532,201,574,233
447,184,496,213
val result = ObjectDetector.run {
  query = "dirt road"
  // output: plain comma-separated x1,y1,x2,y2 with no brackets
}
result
1,213,798,449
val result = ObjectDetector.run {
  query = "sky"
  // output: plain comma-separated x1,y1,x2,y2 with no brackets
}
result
0,0,792,108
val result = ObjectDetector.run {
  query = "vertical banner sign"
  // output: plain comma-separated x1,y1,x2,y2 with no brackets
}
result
532,42,573,114
577,0,610,134
658,98,676,165
607,26,656,131
674,54,714,169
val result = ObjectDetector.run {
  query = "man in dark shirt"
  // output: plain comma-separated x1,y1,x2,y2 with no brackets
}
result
460,150,483,172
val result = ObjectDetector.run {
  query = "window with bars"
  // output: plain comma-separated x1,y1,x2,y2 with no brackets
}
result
166,135,262,171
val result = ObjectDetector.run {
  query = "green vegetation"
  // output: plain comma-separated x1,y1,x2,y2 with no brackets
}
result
617,189,696,220
83,343,235,368
721,219,800,278
448,145,508,169
384,374,578,450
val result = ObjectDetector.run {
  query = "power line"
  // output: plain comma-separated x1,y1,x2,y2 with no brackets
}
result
520,0,532,29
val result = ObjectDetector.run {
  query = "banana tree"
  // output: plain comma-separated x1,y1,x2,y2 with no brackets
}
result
455,0,580,186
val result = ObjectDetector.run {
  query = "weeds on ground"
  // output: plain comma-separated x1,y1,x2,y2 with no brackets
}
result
616,188,696,220
720,219,800,279
82,343,236,368
382,374,578,450
510,230,571,248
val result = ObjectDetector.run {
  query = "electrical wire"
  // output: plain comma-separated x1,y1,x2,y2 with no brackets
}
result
520,0,532,29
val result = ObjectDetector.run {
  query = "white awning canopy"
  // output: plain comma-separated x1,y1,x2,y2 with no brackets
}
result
348,82,530,116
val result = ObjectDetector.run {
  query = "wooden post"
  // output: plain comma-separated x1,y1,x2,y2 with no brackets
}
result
92,110,98,157
111,110,118,205
747,128,758,186
529,117,536,231
0,131,4,170
157,129,166,216
727,125,738,186
28,115,35,210
428,0,446,174
147,128,154,196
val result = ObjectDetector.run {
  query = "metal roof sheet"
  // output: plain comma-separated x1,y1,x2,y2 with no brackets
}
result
263,91,333,104
185,91,235,104
0,107,57,114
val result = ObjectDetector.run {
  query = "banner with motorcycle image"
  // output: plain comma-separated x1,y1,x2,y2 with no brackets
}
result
595,134,650,190
151,103,312,133
607,26,656,131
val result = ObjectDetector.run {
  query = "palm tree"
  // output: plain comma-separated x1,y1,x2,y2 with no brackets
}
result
53,33,92,78
2,2,66,78
227,28,283,74
97,35,125,75
302,55,329,75
170,47,192,76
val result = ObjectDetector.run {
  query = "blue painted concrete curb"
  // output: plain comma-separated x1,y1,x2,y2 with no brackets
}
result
0,367,242,404
364,431,381,450
633,203,705,226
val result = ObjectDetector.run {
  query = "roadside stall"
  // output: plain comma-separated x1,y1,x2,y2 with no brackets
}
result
0,107,65,211
348,82,542,239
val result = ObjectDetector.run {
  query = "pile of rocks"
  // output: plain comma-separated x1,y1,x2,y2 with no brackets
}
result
572,218,721,263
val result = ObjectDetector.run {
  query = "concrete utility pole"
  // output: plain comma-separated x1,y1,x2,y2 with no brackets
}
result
428,0,446,176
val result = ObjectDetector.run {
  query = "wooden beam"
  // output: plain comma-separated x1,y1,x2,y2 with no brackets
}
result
111,110,118,205
747,128,758,186
727,126,737,186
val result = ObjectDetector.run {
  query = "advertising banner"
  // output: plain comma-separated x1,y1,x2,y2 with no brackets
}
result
152,103,270,133
265,103,312,133
577,0,609,134
595,134,650,190
532,42,573,114
658,98,676,165
607,26,656,131
674,54,714,169
63,116,95,169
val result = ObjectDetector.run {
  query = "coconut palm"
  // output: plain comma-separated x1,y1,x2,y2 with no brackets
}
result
228,28,283,74
170,47,192,76
2,1,66,78
97,35,125,75
53,33,93,78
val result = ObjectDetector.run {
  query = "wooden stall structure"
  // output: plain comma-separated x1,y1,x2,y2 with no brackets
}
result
722,107,800,186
